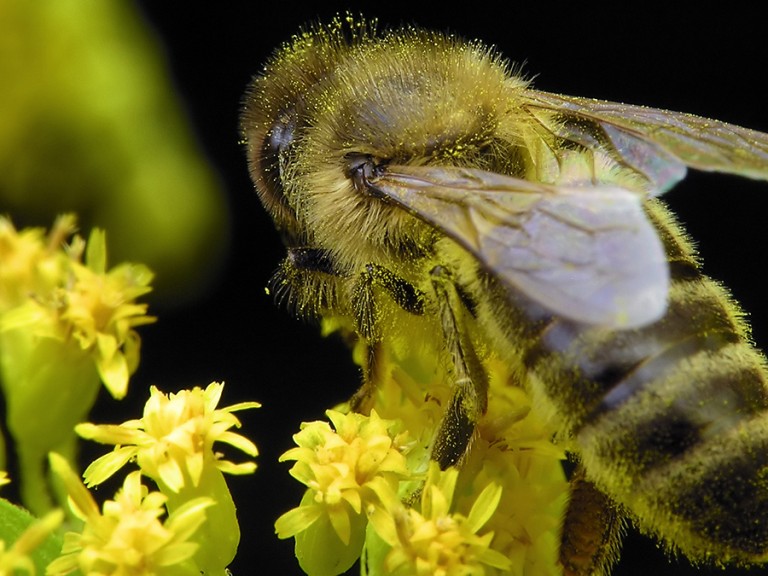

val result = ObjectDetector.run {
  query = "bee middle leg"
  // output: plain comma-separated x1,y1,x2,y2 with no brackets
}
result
302,253,487,469
349,262,488,468
429,266,488,469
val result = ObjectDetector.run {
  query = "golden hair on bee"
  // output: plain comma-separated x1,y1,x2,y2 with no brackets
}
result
242,14,768,574
242,17,537,273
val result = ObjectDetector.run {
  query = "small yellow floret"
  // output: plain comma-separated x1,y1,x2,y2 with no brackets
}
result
77,382,260,491
0,217,155,399
46,453,212,576
380,462,512,576
275,409,410,545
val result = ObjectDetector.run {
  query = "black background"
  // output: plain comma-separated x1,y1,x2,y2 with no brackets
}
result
108,2,768,574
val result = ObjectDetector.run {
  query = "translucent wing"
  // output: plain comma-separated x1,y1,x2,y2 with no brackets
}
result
525,91,768,192
368,164,668,328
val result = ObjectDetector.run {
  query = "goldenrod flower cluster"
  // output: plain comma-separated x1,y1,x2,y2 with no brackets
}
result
0,215,154,400
46,455,212,576
77,382,259,491
377,462,512,576
0,3,256,573
276,316,570,576
68,382,260,575
0,215,154,514
275,409,410,574
0,217,260,575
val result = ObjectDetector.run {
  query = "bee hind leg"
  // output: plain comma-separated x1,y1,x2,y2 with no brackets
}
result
345,261,487,470
560,465,625,576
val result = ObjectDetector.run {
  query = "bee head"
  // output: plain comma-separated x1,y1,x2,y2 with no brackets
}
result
241,16,528,266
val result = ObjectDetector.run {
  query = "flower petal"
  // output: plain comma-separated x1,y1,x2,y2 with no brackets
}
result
81,446,138,487
275,504,323,539
466,481,503,534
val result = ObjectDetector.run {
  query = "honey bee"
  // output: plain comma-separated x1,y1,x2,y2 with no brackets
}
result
241,16,768,573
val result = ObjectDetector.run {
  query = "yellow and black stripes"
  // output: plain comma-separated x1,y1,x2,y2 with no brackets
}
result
522,199,768,563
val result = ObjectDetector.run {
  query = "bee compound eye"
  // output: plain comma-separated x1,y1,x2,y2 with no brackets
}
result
268,111,296,154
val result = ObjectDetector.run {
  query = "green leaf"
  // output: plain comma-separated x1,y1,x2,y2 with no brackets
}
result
0,498,66,574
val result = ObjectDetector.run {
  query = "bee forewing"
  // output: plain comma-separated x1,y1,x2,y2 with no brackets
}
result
371,165,669,328
526,90,768,185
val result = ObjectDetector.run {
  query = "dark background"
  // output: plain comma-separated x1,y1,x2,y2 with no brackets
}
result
119,3,768,574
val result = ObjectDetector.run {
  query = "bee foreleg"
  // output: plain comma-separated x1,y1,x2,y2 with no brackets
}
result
430,266,488,469
349,264,426,412
284,247,339,274
351,262,426,342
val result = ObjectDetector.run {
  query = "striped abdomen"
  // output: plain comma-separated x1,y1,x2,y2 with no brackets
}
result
523,198,768,564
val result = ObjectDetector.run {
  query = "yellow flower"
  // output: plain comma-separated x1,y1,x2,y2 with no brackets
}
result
465,370,568,576
76,382,260,491
0,510,63,576
449,439,567,576
377,462,512,576
76,382,259,574
292,309,569,575
275,409,411,575
0,218,157,512
0,214,75,312
0,219,155,400
46,453,213,576
276,409,410,542
313,317,569,575
60,228,155,399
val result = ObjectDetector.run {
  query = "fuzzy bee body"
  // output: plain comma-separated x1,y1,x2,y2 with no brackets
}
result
507,199,768,563
241,16,768,571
